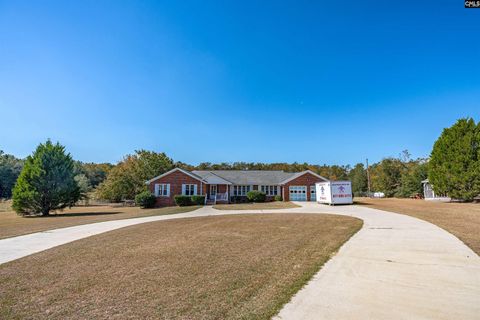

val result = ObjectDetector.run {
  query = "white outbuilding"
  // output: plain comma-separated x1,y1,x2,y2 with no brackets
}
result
422,179,451,202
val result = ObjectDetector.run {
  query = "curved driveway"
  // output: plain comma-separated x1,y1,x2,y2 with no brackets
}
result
1,202,479,319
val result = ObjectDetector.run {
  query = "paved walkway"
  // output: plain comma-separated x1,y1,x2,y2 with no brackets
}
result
1,203,479,319
274,203,480,319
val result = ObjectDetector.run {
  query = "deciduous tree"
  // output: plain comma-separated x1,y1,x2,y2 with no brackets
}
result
96,150,174,201
0,151,23,198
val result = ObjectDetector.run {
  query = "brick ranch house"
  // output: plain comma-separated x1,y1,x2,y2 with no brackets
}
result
146,168,328,207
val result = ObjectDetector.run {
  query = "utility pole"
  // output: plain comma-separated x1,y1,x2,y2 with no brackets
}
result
366,158,371,197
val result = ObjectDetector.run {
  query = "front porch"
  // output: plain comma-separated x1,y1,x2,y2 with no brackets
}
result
204,184,279,205
205,184,230,205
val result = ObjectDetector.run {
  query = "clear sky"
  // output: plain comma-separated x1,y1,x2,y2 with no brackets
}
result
0,1,479,166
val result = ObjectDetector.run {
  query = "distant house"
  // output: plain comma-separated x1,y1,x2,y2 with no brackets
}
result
145,168,328,206
422,179,451,202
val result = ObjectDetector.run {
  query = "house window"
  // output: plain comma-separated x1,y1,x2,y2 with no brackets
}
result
183,184,196,196
261,185,278,196
233,185,250,196
155,184,170,197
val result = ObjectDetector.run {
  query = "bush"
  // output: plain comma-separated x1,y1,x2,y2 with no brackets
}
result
247,190,266,202
135,191,156,208
230,195,248,203
174,195,192,206
191,195,206,205
274,195,283,201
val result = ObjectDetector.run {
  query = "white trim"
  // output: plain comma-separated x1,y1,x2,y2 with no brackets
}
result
145,168,205,185
280,170,329,185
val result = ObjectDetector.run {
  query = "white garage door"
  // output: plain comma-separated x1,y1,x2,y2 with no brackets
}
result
310,185,316,201
289,186,307,201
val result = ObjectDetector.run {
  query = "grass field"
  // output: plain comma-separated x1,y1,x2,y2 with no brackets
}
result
357,197,480,255
0,200,11,212
213,201,300,210
0,205,201,239
0,213,362,320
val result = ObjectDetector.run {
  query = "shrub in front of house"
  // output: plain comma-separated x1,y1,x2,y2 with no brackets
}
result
135,191,156,208
230,196,248,203
191,195,206,205
274,195,283,201
247,190,266,203
174,195,193,206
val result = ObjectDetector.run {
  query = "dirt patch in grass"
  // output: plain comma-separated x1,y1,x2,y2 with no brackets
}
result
357,197,480,255
0,213,361,320
213,201,300,210
0,205,201,239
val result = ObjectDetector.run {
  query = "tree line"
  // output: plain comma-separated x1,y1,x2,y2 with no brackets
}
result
2,117,479,215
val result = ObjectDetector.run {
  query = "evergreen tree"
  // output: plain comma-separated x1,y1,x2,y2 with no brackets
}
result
429,118,480,201
12,140,81,216
0,151,23,198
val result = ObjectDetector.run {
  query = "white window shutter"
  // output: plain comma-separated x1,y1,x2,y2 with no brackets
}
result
154,184,160,196
166,184,170,196
194,184,198,195
181,184,186,195
277,186,280,195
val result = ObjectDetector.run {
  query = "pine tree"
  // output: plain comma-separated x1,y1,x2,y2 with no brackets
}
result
12,140,81,216
429,118,480,201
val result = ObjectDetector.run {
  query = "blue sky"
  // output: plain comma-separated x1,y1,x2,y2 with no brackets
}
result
0,1,479,166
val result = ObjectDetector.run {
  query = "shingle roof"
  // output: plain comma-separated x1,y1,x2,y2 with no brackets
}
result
192,170,302,185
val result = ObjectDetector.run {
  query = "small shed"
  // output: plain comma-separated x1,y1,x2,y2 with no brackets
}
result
422,179,451,202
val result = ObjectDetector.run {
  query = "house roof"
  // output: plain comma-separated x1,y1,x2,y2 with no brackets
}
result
145,168,329,186
192,170,328,185
145,168,206,185
194,171,233,185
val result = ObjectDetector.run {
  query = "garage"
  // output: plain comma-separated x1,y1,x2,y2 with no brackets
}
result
310,185,316,201
289,186,307,201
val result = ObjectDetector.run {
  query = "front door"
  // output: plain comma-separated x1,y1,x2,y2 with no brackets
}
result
210,185,217,199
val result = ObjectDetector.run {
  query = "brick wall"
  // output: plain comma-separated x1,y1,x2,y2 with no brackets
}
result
148,170,205,207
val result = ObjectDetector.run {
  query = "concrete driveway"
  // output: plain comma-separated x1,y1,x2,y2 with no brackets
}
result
1,202,479,319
